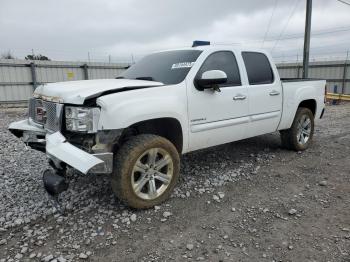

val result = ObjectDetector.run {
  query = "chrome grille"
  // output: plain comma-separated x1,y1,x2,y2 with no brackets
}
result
28,98,36,121
28,98,44,124
28,98,63,132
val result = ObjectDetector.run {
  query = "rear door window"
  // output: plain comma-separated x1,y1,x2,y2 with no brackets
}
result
242,52,274,85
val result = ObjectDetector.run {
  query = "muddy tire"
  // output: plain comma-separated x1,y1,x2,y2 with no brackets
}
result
280,107,314,151
111,134,180,209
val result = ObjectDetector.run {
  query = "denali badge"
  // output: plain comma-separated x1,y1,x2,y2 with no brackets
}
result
191,118,206,122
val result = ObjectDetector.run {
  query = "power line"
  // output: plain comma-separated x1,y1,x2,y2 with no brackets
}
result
337,0,350,6
273,48,349,58
242,25,350,45
261,0,279,48
273,50,349,59
273,52,349,63
267,26,350,41
272,45,350,61
271,0,301,52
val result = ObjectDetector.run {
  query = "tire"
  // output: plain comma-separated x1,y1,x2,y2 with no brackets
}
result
111,134,180,209
280,107,314,151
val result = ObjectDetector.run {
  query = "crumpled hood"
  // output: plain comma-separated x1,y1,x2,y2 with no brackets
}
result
34,79,164,104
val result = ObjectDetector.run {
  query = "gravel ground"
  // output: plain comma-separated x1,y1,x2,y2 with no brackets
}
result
0,104,349,262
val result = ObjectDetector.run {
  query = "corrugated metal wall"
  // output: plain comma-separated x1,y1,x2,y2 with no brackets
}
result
0,59,129,105
0,59,349,105
277,60,349,94
0,60,33,103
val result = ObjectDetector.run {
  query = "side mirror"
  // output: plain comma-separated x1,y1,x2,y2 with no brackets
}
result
195,70,227,90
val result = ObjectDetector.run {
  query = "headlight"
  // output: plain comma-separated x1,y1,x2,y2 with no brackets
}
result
65,106,100,133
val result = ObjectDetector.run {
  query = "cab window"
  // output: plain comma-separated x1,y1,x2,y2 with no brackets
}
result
242,52,274,85
197,51,241,87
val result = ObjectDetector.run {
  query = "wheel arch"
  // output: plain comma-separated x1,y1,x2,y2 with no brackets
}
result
298,99,317,117
278,98,317,131
120,117,184,154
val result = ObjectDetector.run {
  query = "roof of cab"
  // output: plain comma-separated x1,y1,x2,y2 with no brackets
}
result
158,44,269,54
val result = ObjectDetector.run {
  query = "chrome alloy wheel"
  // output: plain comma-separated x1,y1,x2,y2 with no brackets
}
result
131,148,174,200
296,114,312,145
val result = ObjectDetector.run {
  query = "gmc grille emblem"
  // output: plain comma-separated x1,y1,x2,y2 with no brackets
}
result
36,107,47,121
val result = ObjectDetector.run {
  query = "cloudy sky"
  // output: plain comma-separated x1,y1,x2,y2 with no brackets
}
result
1,0,350,63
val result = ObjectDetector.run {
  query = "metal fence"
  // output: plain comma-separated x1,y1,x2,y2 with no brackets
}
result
0,59,129,106
277,60,350,94
0,59,349,106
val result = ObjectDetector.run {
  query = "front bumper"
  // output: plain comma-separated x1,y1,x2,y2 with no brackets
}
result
9,119,113,174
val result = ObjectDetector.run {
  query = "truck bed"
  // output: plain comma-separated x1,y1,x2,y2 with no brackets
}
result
277,78,326,131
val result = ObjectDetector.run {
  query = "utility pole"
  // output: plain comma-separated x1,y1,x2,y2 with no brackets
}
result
302,0,312,78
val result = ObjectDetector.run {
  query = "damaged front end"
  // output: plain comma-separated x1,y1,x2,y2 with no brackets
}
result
9,97,121,174
46,132,107,174
8,97,122,207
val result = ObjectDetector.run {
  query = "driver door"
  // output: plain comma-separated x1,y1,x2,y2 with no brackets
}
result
186,50,250,151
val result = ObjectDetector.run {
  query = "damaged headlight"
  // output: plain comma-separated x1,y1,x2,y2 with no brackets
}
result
65,106,100,133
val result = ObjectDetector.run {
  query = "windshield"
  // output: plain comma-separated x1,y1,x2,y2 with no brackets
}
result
120,50,202,85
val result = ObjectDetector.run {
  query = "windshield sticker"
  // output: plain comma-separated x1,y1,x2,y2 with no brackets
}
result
171,62,195,69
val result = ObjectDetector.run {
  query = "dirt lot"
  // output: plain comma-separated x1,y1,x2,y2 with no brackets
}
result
0,104,349,262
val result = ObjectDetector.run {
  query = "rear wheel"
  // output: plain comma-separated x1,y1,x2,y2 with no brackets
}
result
280,107,314,151
111,134,180,209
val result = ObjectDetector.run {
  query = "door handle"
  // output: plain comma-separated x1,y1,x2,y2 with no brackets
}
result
269,90,280,96
233,94,247,100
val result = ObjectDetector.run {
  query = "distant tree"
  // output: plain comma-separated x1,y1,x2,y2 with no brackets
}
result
25,54,50,61
1,50,15,59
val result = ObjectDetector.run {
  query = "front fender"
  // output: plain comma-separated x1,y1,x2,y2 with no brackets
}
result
96,85,189,152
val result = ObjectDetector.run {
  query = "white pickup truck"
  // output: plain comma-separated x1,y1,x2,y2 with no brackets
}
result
9,43,326,208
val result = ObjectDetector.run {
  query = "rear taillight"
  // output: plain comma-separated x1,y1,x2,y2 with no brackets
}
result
324,85,327,103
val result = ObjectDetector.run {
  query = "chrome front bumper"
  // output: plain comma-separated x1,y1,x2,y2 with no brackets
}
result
9,119,113,174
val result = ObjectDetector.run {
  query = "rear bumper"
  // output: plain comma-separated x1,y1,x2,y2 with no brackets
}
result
9,119,113,174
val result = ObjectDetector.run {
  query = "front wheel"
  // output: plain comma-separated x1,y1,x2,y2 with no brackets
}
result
111,134,180,209
280,107,314,151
